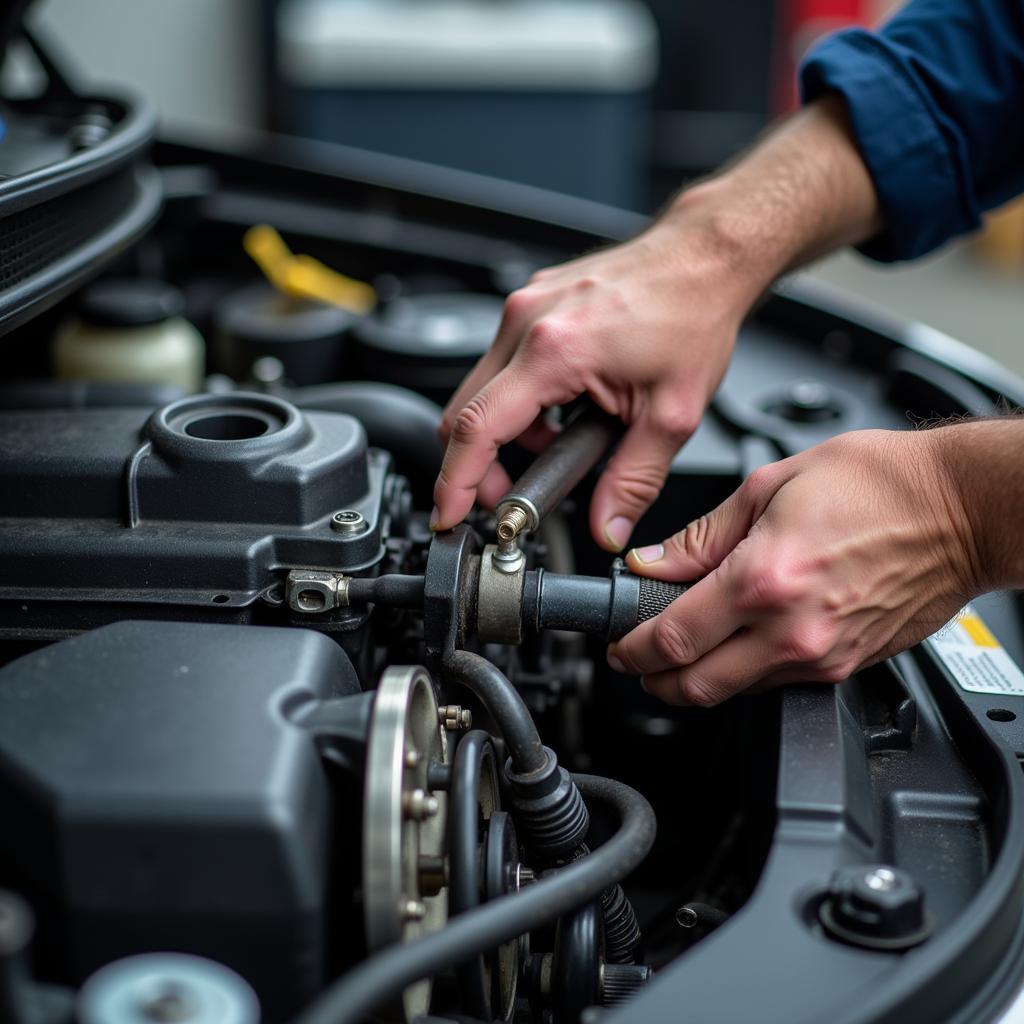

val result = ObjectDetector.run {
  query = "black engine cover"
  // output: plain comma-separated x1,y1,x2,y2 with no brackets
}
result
0,619,362,1019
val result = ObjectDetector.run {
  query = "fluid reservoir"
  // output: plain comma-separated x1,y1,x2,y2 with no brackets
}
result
54,279,205,392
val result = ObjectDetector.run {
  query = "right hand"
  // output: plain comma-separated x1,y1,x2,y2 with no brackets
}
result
432,201,759,551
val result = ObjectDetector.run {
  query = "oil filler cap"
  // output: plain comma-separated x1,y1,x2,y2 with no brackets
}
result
819,864,933,951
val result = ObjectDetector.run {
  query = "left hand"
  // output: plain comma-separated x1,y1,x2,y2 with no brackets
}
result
608,429,979,706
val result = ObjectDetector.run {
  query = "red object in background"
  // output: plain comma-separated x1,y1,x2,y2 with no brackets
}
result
773,0,875,113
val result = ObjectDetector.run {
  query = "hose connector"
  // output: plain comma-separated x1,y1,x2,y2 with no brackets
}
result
505,747,590,863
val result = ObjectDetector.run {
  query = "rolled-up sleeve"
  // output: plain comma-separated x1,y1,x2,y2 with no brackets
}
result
800,0,1024,261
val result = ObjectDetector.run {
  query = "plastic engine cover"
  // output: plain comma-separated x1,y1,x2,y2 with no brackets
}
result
0,619,361,1020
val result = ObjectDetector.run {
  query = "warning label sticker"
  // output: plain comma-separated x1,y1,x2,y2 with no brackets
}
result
925,604,1024,696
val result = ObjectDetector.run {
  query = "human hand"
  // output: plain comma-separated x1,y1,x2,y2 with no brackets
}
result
431,207,758,551
432,97,883,552
609,429,980,705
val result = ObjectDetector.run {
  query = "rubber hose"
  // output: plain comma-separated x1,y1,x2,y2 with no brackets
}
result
443,651,547,775
289,382,444,496
292,774,656,1024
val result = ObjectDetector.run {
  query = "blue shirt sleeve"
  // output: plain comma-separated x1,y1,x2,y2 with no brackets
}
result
800,0,1024,262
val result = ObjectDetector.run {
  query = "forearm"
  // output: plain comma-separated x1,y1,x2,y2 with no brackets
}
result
934,418,1024,592
658,94,882,306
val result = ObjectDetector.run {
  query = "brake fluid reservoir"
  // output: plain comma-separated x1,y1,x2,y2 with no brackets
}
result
54,279,204,392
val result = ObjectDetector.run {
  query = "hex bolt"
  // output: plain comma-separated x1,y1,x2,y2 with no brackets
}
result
438,705,472,731
402,788,439,820
400,899,427,923
330,509,367,534
820,863,932,951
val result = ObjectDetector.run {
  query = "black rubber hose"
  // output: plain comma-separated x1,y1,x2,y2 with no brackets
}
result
443,650,547,775
345,575,425,609
292,774,656,1024
290,382,443,497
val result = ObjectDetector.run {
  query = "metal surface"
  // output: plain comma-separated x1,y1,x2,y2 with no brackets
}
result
496,404,620,542
363,665,449,1020
331,509,367,534
286,569,344,613
478,543,526,644
77,954,259,1024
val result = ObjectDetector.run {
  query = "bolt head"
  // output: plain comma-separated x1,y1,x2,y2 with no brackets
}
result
821,864,931,949
330,509,367,534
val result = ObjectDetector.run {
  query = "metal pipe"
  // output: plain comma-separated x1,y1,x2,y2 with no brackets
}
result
496,402,621,541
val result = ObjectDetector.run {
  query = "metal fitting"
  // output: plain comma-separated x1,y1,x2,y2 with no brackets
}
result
438,705,473,731
478,543,526,643
496,503,530,544
285,570,351,613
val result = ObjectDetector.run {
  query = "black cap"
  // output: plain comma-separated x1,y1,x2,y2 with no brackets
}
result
79,279,184,328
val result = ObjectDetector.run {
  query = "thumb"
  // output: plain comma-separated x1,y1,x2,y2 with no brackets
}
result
624,462,787,581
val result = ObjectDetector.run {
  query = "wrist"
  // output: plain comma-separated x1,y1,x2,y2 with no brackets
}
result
657,178,787,306
927,419,1024,592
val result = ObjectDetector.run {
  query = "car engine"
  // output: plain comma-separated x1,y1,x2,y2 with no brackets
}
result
4,18,1024,1024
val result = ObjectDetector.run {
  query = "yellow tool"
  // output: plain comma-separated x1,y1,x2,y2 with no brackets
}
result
243,224,377,315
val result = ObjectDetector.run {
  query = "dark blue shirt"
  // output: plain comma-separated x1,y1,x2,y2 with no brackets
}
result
800,0,1024,261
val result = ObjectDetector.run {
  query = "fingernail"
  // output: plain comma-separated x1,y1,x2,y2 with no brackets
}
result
640,676,650,693
630,543,664,565
604,516,634,551
429,506,441,530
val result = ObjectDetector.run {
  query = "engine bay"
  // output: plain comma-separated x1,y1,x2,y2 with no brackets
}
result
4,39,1024,1024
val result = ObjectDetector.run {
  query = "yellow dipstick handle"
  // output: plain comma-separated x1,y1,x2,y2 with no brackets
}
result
243,224,376,315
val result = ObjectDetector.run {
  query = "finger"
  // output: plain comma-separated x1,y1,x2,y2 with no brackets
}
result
433,363,573,529
624,461,791,581
588,415,687,552
477,461,513,510
516,413,561,455
639,629,782,707
610,567,745,677
439,287,548,445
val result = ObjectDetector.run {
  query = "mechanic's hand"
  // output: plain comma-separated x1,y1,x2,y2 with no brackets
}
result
431,211,758,551
609,429,979,705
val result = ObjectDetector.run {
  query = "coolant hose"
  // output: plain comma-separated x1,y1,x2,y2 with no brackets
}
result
292,774,656,1024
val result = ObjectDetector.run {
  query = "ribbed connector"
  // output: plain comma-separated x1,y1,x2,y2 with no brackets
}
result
505,747,590,863
601,883,643,963
601,962,652,1006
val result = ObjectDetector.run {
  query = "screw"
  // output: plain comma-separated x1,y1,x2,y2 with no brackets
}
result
330,509,366,534
402,788,439,820
404,749,422,770
865,867,899,892
400,899,427,923
438,705,472,731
